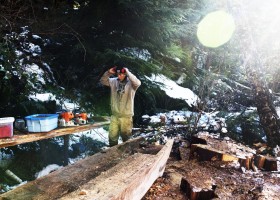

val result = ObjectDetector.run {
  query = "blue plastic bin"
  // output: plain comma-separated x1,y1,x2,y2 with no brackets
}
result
25,114,59,132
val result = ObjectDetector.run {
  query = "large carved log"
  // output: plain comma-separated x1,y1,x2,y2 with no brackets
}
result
0,137,174,200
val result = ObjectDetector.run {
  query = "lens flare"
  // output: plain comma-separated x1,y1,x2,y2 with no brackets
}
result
197,10,236,48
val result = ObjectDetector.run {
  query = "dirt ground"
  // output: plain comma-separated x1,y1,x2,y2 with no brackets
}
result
142,140,280,200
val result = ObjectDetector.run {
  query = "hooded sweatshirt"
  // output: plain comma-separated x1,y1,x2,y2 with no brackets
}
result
100,69,141,117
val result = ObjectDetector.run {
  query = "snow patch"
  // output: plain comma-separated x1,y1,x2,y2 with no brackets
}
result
146,74,199,107
36,164,62,179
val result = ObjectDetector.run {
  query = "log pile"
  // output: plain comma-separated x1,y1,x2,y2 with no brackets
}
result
177,132,280,200
189,133,278,171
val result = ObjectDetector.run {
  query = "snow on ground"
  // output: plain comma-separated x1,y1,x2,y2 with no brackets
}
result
36,164,62,178
276,107,280,117
72,127,109,145
29,93,79,111
146,74,200,107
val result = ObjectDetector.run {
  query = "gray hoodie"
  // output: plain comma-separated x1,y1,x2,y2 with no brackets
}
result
100,69,141,117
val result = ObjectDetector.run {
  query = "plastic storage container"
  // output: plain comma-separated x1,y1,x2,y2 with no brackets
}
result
25,114,59,132
0,117,15,138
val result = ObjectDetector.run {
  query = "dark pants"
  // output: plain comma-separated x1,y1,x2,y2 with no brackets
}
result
108,115,133,147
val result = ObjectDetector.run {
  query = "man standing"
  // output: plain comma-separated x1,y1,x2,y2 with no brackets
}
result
100,64,141,147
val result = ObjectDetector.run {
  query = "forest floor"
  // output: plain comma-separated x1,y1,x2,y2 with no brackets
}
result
142,133,280,200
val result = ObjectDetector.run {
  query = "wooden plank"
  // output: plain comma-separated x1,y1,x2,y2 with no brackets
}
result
190,144,256,170
0,137,146,200
60,139,174,200
0,120,110,148
190,144,239,162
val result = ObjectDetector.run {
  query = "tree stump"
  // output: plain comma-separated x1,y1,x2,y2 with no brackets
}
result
180,177,216,200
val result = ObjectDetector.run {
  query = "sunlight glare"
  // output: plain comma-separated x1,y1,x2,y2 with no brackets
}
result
197,10,235,48
236,0,280,71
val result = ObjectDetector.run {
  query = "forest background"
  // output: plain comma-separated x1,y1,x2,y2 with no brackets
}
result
1,0,280,149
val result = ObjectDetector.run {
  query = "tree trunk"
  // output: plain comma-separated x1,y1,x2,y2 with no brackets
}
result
253,81,280,149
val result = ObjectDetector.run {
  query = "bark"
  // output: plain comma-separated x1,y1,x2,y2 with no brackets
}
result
246,63,280,149
253,83,280,148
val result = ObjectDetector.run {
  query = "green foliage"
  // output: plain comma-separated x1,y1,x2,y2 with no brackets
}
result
221,109,265,145
0,42,17,105
0,0,207,118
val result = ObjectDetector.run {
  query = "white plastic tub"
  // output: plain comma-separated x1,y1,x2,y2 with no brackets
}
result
0,117,15,138
25,114,59,132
